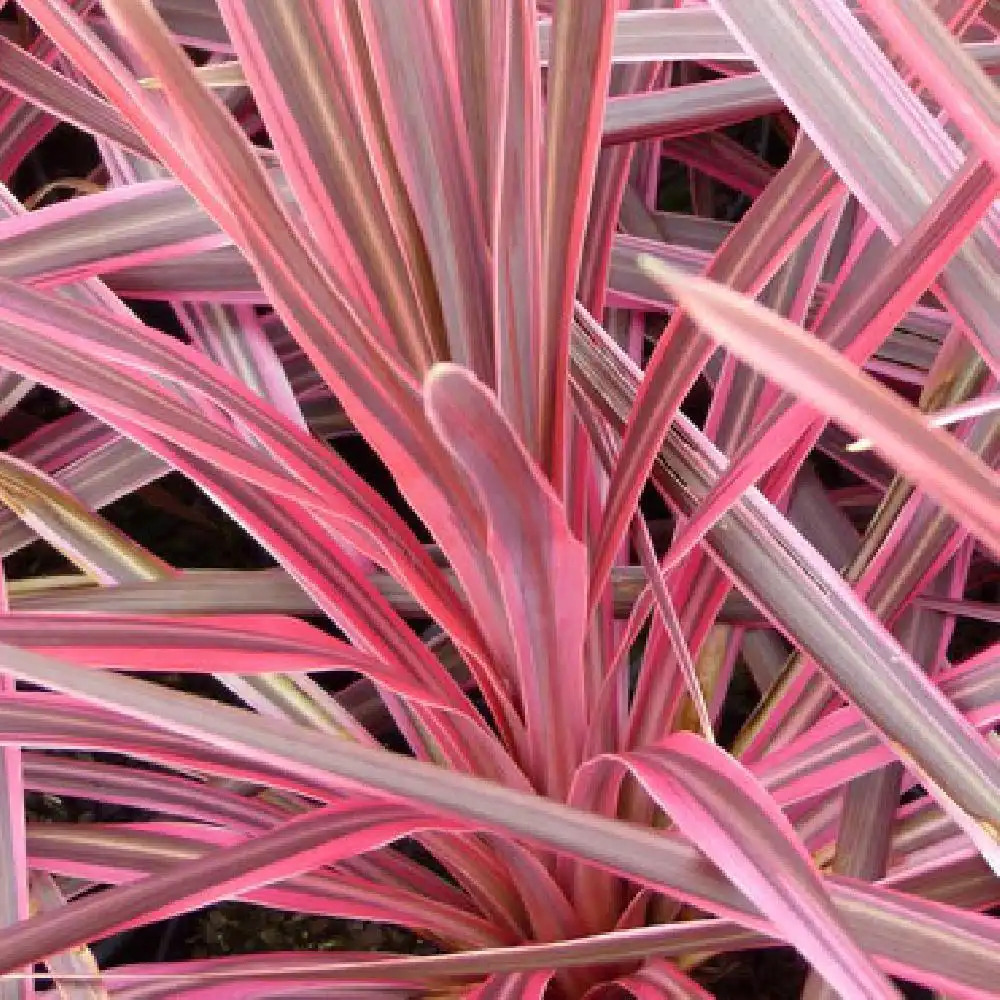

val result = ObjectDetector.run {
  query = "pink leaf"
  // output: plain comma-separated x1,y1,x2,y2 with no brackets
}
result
425,364,588,798
618,959,714,1000
588,141,839,609
638,257,1000,567
355,0,491,379
491,0,545,458
0,802,455,973
539,0,616,486
27,872,107,1000
615,735,899,998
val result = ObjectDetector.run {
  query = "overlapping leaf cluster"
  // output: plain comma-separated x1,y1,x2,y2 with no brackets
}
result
0,2,992,998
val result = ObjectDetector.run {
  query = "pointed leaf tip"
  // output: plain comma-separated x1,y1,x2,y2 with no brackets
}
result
636,253,683,289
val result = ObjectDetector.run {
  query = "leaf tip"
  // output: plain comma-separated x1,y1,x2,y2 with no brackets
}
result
635,252,678,287
423,361,467,396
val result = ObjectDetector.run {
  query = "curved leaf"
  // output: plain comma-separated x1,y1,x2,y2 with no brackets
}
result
0,802,452,973
638,258,1000,565
425,364,588,797
617,735,898,999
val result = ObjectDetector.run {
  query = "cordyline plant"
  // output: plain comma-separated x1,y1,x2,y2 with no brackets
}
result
0,0,992,997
